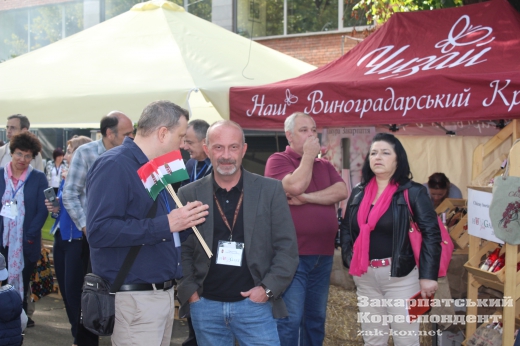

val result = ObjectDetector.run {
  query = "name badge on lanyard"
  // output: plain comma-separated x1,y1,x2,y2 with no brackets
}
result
0,201,17,219
216,240,244,267
213,190,244,267
2,171,31,219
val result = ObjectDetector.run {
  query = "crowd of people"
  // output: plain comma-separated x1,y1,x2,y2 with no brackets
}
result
0,107,444,346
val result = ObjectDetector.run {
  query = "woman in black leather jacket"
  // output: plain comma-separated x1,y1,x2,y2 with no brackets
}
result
340,133,441,346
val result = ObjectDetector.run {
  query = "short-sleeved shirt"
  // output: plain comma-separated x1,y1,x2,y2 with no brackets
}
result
265,146,344,256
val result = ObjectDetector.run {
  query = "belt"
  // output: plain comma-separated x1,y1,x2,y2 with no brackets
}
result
119,279,176,292
370,258,391,268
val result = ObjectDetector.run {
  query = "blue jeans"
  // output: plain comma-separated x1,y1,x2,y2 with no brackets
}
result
277,255,333,346
190,297,280,346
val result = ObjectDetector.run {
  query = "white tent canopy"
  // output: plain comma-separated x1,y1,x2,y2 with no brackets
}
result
0,1,314,128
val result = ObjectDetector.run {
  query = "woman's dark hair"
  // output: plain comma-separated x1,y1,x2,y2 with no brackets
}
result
52,147,64,161
9,132,42,158
427,173,450,190
361,133,412,185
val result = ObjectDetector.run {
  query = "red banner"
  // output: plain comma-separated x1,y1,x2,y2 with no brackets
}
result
230,0,520,130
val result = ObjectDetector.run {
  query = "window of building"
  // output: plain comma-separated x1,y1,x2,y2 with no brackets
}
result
105,0,143,20
0,1,83,62
186,0,212,22
236,0,367,38
287,0,338,34
343,0,368,27
236,0,283,37
105,0,211,21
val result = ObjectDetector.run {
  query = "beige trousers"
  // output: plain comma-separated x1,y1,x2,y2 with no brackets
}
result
112,287,175,346
353,266,421,346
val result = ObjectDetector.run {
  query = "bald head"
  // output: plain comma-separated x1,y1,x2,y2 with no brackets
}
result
100,110,134,149
206,120,245,145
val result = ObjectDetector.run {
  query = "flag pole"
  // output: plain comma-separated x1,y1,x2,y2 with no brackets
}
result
165,185,213,258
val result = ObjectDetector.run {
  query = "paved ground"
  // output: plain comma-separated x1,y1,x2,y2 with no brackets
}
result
22,292,189,346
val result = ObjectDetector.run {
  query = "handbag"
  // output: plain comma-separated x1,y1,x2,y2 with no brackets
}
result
81,200,157,336
404,189,454,278
30,247,54,301
490,139,520,244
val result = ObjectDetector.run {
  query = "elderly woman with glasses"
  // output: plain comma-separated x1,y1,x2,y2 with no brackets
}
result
0,132,48,323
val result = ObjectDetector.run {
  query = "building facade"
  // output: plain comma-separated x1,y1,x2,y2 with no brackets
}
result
0,0,371,65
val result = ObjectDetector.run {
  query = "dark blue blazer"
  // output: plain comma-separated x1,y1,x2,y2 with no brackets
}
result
0,168,49,263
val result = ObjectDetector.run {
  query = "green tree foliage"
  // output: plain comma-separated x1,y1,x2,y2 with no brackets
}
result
287,0,339,34
353,0,463,24
186,0,212,21
3,3,83,60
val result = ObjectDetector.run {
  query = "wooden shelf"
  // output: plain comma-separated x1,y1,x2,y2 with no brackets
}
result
451,214,469,251
465,120,520,346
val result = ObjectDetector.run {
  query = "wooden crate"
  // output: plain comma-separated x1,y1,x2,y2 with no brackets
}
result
436,198,467,231
435,198,469,251
435,198,467,215
450,214,469,250
464,241,520,293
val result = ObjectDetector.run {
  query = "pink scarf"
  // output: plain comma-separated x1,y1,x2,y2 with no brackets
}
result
349,178,398,277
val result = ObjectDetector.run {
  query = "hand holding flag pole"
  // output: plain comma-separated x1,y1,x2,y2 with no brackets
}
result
164,184,213,258
138,151,213,258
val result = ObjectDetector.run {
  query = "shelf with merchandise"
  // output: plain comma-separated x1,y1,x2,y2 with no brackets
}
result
435,198,468,252
465,120,520,346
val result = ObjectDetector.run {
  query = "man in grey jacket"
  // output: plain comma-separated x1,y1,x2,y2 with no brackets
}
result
177,120,298,346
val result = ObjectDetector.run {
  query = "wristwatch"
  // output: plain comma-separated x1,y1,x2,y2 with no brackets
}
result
260,283,274,299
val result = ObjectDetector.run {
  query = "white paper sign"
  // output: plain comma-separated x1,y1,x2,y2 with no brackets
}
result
468,188,504,244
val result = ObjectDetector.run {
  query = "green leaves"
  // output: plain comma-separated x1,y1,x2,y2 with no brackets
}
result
353,0,462,24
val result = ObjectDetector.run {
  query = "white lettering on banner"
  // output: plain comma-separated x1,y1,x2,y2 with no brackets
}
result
357,15,495,79
303,87,472,117
244,85,493,119
483,80,520,111
246,94,287,117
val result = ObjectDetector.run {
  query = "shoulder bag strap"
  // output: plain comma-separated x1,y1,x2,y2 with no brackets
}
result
403,188,414,216
110,199,159,293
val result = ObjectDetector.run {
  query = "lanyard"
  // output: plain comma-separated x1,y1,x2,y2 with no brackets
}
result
191,162,212,182
160,190,171,213
213,189,244,241
11,170,32,200
55,164,60,176
161,189,181,247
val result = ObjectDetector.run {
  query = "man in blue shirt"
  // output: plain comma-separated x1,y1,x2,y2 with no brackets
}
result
86,100,209,346
179,119,212,346
180,119,212,188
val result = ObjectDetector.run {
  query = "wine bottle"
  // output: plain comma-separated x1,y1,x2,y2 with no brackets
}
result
480,247,501,271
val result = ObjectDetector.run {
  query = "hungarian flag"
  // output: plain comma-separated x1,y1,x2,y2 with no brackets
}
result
137,161,165,200
153,150,189,185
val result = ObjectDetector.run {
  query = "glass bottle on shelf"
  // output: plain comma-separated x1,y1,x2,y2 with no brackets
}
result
480,246,501,271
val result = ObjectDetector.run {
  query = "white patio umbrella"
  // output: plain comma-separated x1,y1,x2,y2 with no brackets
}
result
0,0,314,128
